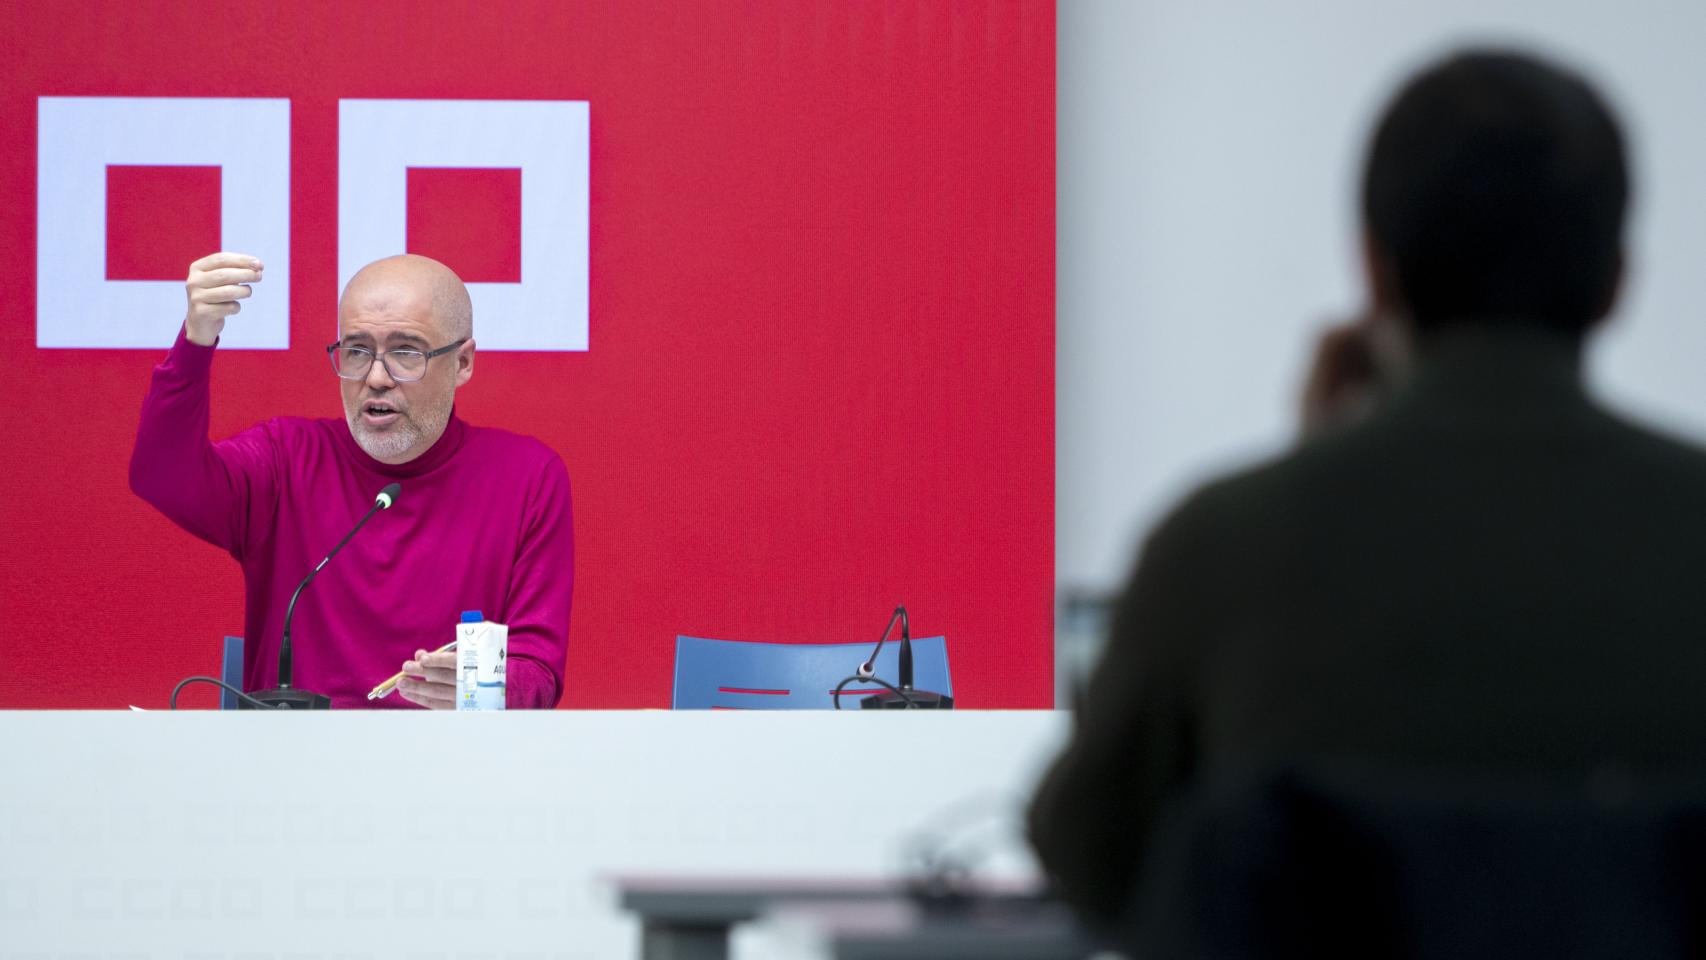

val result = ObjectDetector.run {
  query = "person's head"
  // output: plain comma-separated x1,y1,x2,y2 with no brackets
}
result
334,255,475,463
1361,49,1629,342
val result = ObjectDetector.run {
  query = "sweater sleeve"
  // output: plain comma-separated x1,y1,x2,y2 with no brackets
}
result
502,451,574,709
128,327,280,559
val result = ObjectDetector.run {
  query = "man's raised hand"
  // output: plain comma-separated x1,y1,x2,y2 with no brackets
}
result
184,253,264,347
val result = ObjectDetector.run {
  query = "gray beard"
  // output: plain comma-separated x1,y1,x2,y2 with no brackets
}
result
342,388,455,463
350,418,425,461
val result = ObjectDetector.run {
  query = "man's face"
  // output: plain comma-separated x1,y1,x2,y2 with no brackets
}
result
337,282,472,464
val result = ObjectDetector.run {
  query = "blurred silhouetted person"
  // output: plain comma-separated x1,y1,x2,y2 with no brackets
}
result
1029,48,1706,931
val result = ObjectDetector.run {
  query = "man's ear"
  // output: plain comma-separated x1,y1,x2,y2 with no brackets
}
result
1359,232,1415,383
1361,231,1400,315
455,339,475,388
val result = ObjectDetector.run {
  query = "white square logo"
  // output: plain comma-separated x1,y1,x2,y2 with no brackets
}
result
338,99,591,351
36,97,291,349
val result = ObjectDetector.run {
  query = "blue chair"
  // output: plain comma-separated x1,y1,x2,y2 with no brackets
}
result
672,635,952,709
220,636,244,710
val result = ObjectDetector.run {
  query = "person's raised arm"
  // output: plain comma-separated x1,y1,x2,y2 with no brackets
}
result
128,253,279,556
182,252,261,346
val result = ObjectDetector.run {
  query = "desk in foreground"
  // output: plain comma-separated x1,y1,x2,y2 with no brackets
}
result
0,710,1069,959
620,876,896,960
754,894,1098,960
618,876,1072,960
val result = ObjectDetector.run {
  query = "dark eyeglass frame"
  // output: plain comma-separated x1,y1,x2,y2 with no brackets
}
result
326,338,468,382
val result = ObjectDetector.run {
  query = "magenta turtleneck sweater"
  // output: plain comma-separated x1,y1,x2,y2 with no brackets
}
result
129,329,573,708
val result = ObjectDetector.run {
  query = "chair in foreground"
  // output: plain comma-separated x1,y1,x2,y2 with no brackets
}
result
672,634,952,709
1124,763,1706,959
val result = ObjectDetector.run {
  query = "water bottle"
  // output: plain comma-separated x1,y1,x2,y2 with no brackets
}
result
455,610,508,711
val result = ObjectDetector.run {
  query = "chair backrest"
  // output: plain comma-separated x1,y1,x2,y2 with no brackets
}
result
672,635,952,709
1125,763,1706,960
220,636,244,710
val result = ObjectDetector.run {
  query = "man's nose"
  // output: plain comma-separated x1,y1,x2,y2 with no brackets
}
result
364,354,397,389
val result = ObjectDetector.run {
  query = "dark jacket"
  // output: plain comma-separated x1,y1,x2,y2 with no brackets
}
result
1029,326,1706,924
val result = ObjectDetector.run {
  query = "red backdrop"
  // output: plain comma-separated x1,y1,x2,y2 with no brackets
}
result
0,1,1055,708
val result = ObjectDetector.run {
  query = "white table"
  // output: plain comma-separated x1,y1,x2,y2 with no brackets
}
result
0,711,1069,959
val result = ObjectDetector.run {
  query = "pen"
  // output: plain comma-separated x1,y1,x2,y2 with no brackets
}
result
367,639,458,700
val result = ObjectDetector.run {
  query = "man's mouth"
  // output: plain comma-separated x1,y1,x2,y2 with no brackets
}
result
361,400,402,427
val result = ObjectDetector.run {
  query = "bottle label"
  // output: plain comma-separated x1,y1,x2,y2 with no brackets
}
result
455,619,509,711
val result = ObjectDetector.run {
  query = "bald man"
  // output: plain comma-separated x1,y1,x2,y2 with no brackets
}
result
129,252,573,708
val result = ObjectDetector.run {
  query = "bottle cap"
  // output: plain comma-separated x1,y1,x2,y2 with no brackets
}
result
460,610,484,623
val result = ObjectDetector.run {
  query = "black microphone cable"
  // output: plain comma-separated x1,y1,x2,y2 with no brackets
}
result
834,606,919,709
831,673,918,709
169,675,281,710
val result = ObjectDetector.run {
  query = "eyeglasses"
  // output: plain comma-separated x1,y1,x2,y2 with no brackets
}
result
326,339,467,382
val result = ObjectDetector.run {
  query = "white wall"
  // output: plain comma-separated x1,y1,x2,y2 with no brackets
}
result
1058,0,1706,593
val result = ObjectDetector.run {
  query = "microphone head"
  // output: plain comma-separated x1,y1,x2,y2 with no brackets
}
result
375,482,402,510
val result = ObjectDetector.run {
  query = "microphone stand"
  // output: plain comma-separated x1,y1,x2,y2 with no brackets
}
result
243,483,400,709
858,605,954,710
243,573,334,710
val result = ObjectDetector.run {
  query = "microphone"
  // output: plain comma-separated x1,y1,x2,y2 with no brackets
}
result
851,605,954,710
245,482,402,710
857,606,908,679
